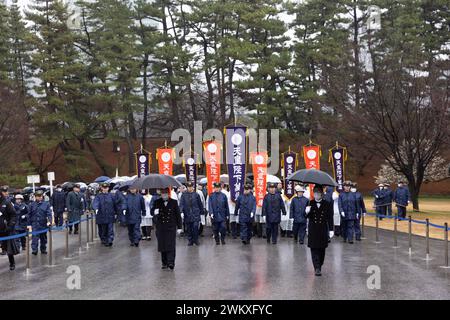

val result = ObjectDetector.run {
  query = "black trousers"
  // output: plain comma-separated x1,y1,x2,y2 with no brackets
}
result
69,223,79,233
310,248,326,270
161,250,176,267
141,226,152,238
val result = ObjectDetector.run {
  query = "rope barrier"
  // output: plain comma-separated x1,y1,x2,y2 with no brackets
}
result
0,216,94,241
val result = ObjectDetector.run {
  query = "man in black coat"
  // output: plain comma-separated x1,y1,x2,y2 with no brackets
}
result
51,185,66,227
152,188,183,270
306,185,334,276
0,186,19,270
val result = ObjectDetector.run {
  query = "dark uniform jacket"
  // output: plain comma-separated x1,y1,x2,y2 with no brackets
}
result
51,191,66,213
234,193,257,223
93,192,118,224
124,193,146,224
66,191,86,223
0,197,17,235
180,192,204,223
394,187,410,206
262,192,287,223
14,203,29,230
152,198,182,252
306,199,334,249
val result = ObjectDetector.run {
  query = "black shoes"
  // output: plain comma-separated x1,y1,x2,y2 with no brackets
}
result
168,264,174,270
41,251,48,255
216,241,220,245
221,240,226,245
194,241,200,246
188,242,194,246
130,243,139,247
299,241,304,245
32,251,38,256
162,265,168,270
242,240,247,245
315,269,322,276
348,241,354,244
9,264,15,271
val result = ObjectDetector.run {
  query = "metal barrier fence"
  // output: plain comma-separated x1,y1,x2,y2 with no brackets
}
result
1,211,449,271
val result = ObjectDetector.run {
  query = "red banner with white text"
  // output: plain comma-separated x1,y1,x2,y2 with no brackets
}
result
251,152,268,207
203,140,222,195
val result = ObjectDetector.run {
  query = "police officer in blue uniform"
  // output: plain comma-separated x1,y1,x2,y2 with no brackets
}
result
124,187,146,247
28,190,52,255
338,181,360,244
372,183,386,221
351,182,366,241
51,185,66,227
93,183,118,247
180,182,204,246
13,194,28,251
384,183,394,216
208,182,230,245
394,181,410,219
290,185,309,244
234,184,256,245
262,183,287,244
66,184,87,234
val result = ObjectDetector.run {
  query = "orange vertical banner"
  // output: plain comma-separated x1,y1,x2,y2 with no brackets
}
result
156,148,174,175
251,152,268,207
203,140,222,195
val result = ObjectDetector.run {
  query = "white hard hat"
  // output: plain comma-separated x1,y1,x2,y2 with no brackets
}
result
294,185,305,192
15,194,24,200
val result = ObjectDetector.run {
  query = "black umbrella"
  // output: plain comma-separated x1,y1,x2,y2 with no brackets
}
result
287,169,337,187
131,174,182,190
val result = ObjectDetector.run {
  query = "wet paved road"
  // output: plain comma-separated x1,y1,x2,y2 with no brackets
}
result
0,223,449,300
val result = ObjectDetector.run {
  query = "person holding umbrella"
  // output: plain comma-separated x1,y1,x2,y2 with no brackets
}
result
152,188,183,270
305,185,334,276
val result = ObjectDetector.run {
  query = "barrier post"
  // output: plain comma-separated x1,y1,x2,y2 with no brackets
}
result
64,217,70,259
78,220,83,254
93,212,98,241
90,211,94,243
361,214,366,239
86,214,90,248
48,227,53,266
439,223,449,269
26,227,31,273
375,214,381,243
393,216,399,249
408,215,413,255
425,218,431,261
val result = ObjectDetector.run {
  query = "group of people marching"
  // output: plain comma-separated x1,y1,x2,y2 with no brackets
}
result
1,178,411,276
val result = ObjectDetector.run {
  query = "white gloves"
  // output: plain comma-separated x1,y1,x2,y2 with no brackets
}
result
363,212,367,217
176,229,182,235
21,215,26,219
0,212,3,217
95,210,98,214
47,222,51,227
181,213,184,219
329,231,334,238
375,195,379,198
356,214,360,220
123,210,126,215
210,214,214,220
341,212,345,218
250,212,254,218
305,206,311,214
154,209,160,215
